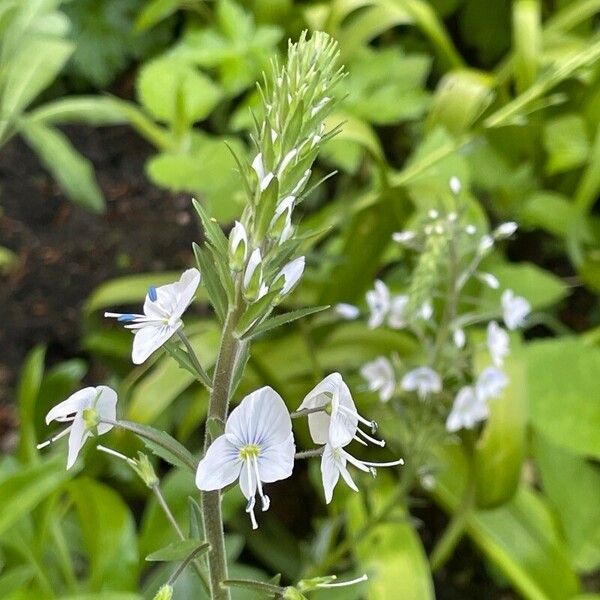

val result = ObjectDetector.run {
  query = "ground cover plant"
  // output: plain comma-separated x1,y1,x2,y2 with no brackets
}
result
1,1,600,599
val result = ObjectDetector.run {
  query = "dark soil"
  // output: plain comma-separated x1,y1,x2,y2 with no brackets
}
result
0,125,197,406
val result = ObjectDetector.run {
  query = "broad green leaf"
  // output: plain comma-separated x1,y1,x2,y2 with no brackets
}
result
27,96,128,126
17,345,45,463
137,57,223,125
0,36,73,124
135,0,182,31
473,337,527,508
432,444,580,600
0,454,71,537
483,262,568,310
347,482,434,600
68,478,139,591
20,121,104,212
0,566,34,596
525,338,600,458
543,114,590,174
513,0,542,93
533,434,600,572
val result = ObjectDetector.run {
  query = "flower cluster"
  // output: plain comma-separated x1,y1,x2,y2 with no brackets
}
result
334,177,531,436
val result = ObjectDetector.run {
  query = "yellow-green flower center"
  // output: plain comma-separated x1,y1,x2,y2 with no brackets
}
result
82,407,100,431
239,444,260,460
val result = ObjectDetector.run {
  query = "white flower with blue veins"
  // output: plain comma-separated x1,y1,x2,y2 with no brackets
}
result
105,268,200,364
446,386,489,433
40,386,118,469
195,387,295,530
401,367,442,399
360,356,396,402
475,366,508,401
366,280,391,329
502,289,530,330
487,321,510,366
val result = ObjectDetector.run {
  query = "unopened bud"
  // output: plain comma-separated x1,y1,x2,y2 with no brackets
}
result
132,452,159,488
228,221,248,271
153,585,173,600
243,248,264,302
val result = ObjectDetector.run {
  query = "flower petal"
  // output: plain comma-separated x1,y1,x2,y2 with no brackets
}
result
95,386,118,435
195,435,242,491
46,387,96,425
131,324,176,365
321,444,341,504
258,433,295,483
67,412,88,469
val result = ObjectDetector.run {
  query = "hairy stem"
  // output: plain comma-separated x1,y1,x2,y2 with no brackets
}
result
202,293,245,600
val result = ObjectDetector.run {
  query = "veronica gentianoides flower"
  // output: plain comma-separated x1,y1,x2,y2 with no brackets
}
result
105,268,200,364
487,321,509,366
273,256,305,296
334,303,360,320
446,386,488,432
360,356,396,402
229,221,248,271
401,367,442,399
475,366,508,401
195,387,295,529
502,289,530,330
366,280,390,329
39,386,117,469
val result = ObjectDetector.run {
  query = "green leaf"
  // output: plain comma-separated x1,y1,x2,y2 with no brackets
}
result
115,420,197,473
235,291,279,336
68,478,139,591
543,114,590,174
137,56,223,125
246,306,331,339
347,482,434,600
432,444,580,600
525,338,600,458
146,539,208,562
17,345,45,463
191,199,229,259
0,36,73,125
513,0,542,93
533,434,600,572
27,96,128,126
193,242,227,323
19,121,104,212
0,455,71,538
135,0,183,31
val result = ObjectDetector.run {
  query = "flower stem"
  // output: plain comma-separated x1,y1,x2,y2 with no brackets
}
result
202,293,246,600
176,328,213,390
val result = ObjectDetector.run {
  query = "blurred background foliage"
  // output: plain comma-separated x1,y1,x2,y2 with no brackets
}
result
1,0,600,598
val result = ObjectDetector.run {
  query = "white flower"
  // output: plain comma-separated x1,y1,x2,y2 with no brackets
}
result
476,366,508,401
277,149,297,177
501,289,530,330
252,152,274,191
105,269,201,364
243,248,265,301
297,373,382,448
453,328,466,349
465,224,476,235
320,443,403,503
477,272,500,289
392,231,416,244
446,386,488,432
40,386,117,469
270,196,295,242
449,176,461,194
388,295,408,329
275,256,305,296
494,222,518,238
360,357,396,402
229,221,248,269
334,303,360,320
478,235,494,254
401,367,442,399
428,209,439,219
419,301,433,321
195,387,295,529
487,321,509,366
366,280,390,329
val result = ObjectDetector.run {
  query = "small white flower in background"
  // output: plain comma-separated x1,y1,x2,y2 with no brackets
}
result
392,231,416,244
446,386,489,432
475,366,508,401
251,152,274,191
105,268,201,365
195,387,295,530
502,289,530,330
297,373,382,448
476,272,500,289
360,356,396,402
453,328,466,349
449,176,462,194
366,280,390,329
388,294,409,329
465,224,476,235
487,321,509,366
320,443,404,503
274,256,305,296
494,221,518,239
419,301,433,321
40,386,117,469
334,303,360,320
401,367,442,399
229,221,248,270
428,209,439,219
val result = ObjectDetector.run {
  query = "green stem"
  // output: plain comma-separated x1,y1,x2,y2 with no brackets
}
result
202,294,246,600
429,435,477,572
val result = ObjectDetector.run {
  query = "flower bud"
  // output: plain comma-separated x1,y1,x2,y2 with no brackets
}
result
269,196,294,241
272,257,305,297
132,452,159,488
243,248,264,302
153,585,173,600
283,588,308,600
228,221,248,271
494,221,518,239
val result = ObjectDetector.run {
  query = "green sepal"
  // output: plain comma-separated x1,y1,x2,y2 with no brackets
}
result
235,290,279,336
